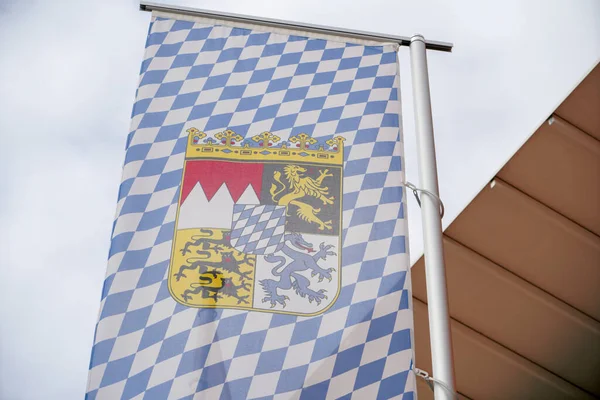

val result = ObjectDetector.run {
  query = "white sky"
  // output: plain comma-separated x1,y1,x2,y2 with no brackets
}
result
0,0,598,398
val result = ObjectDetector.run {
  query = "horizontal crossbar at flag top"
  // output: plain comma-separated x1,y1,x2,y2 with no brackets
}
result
140,1,454,52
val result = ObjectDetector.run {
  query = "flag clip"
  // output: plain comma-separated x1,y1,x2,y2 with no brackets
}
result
414,368,430,379
404,182,445,218
413,367,460,399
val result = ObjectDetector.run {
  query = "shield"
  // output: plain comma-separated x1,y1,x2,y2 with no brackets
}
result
168,128,345,315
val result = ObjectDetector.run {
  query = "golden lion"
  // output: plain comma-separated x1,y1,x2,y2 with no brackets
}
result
270,165,335,231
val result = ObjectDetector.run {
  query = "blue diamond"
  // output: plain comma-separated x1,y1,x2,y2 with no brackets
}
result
299,152,309,157
221,149,232,153
260,150,271,155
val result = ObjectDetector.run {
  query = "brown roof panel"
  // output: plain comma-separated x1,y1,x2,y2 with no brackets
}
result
413,237,600,396
497,116,600,236
556,63,600,141
444,179,600,321
413,300,594,399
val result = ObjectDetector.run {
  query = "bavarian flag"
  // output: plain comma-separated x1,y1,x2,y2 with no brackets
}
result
87,11,415,400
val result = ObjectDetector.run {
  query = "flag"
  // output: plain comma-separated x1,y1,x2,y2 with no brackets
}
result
87,11,415,400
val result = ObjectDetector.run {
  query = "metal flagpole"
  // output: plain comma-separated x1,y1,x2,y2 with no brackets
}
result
409,34,456,399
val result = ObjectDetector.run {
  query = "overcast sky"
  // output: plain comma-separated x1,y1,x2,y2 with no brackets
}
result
0,0,598,398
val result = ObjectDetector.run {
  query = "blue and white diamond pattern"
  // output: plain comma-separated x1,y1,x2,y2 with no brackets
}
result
230,204,286,255
86,12,415,400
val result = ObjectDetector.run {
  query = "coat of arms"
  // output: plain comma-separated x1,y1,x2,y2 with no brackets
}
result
168,128,345,315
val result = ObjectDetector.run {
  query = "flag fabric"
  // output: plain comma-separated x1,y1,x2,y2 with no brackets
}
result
87,11,415,400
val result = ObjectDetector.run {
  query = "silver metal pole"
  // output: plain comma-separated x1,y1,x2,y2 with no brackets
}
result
140,1,453,52
409,35,456,399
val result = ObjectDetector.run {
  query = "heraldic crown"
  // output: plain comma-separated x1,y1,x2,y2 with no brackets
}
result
185,127,346,165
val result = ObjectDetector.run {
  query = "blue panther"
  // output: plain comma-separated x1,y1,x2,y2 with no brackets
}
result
260,232,336,308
